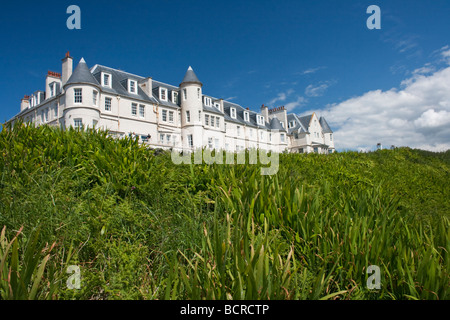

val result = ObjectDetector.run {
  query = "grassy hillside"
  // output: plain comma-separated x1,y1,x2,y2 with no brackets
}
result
0,123,449,300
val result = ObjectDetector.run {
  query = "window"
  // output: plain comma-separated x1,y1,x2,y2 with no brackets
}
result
244,111,249,122
215,139,219,149
257,115,265,126
289,121,296,129
211,116,215,127
269,133,272,142
162,110,167,122
188,134,193,148
74,88,82,103
294,132,299,139
250,128,253,137
50,83,55,97
205,114,209,126
224,123,227,131
44,108,49,122
93,91,98,106
299,148,304,154
168,111,174,123
208,137,213,149
260,131,264,141
92,119,98,127
330,134,333,141
139,105,145,118
186,111,191,122
237,126,241,136
280,122,284,128
198,111,201,121
102,73,111,87
204,97,212,106
131,103,137,116
230,108,236,119
128,80,137,94
197,88,201,100
216,117,220,128
160,88,168,101
160,134,165,143
74,118,83,130
280,134,285,143
183,89,187,100
166,134,171,144
105,97,112,111
314,147,319,153
53,106,57,118
172,91,179,104
214,102,220,110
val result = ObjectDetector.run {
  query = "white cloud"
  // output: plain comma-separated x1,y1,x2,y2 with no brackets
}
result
318,63,450,152
305,81,333,97
284,96,307,112
414,109,450,128
298,66,326,75
440,45,450,64
268,89,294,105
412,63,435,75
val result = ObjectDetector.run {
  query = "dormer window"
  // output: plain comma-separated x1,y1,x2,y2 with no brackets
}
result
128,80,137,94
244,111,249,122
50,83,55,97
204,97,212,107
214,102,220,110
289,120,296,129
230,108,236,119
257,115,265,126
172,91,179,104
159,88,168,101
102,73,112,88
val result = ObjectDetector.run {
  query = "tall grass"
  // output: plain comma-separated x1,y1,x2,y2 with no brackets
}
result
0,122,448,299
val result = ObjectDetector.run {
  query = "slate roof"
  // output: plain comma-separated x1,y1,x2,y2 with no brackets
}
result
319,116,333,133
66,58,100,87
288,114,311,134
90,64,156,103
269,117,286,131
297,114,313,131
180,66,202,86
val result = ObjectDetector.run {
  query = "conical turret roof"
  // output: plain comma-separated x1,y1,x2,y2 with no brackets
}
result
65,58,99,87
180,66,202,86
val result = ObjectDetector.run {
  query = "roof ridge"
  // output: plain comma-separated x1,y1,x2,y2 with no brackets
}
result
93,64,145,79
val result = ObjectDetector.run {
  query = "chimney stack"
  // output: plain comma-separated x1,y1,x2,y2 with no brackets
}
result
21,95,30,112
46,71,62,99
261,104,269,121
61,51,73,87
139,77,153,97
219,99,224,113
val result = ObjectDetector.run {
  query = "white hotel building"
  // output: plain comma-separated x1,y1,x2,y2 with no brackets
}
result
10,53,335,154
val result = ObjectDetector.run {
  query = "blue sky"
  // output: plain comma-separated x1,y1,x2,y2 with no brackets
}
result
1,0,449,151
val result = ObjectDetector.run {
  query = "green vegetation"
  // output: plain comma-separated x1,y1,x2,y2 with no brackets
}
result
0,122,449,300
